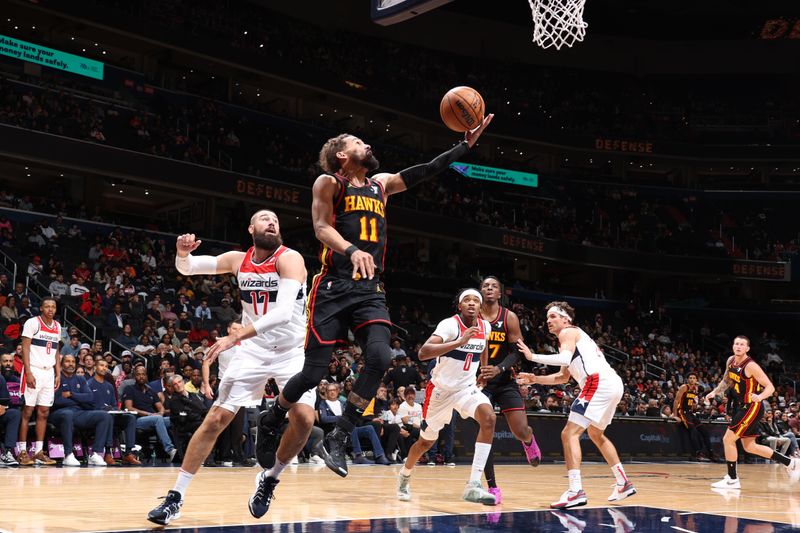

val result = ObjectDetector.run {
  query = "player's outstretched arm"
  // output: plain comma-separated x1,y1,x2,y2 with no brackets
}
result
174,233,245,275
375,114,494,196
517,367,571,385
204,251,306,359
516,333,575,367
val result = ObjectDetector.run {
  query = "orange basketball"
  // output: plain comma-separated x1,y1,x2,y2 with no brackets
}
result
439,86,485,132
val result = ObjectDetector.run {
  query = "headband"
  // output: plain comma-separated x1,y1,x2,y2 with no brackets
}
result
548,305,572,320
458,289,483,304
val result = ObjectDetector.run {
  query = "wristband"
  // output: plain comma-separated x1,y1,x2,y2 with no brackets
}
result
345,245,359,258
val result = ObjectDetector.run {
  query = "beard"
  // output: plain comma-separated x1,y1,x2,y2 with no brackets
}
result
353,151,380,171
253,232,283,251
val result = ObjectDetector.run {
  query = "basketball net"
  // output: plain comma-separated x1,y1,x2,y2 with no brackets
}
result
528,0,587,50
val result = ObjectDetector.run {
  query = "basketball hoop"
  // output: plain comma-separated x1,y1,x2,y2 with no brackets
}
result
528,0,588,50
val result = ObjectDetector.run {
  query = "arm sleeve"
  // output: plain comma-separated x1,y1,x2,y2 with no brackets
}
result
251,279,302,335
175,254,218,276
496,346,522,373
527,349,574,366
432,318,457,343
398,141,470,188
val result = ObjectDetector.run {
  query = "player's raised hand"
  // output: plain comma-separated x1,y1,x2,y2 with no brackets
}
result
457,326,480,345
350,249,375,281
176,233,202,257
516,339,534,361
464,113,494,148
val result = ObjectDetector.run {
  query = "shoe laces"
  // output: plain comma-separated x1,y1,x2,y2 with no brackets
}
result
255,476,278,504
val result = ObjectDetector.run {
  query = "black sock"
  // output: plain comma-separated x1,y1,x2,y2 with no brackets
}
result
727,461,737,479
772,450,791,467
272,400,288,421
486,476,497,489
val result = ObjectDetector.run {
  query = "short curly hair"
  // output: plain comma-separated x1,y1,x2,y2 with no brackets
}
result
318,133,352,174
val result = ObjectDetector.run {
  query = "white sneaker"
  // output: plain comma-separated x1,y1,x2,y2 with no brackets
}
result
607,508,636,530
787,458,800,482
62,453,81,467
607,481,637,502
711,475,741,489
397,473,412,501
289,455,299,465
462,480,497,505
167,448,178,462
550,489,587,509
550,510,587,533
87,453,107,466
309,454,325,465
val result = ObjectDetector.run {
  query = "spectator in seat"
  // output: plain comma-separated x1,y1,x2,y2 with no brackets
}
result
61,336,81,357
48,274,69,299
775,411,800,457
107,304,126,330
194,300,212,322
185,369,203,395
122,365,177,461
318,383,390,465
1,296,19,321
0,372,21,466
49,354,114,466
116,324,138,350
69,276,89,297
760,410,791,456
1,353,19,382
212,298,237,323
390,339,406,359
384,356,421,391
166,374,208,455
397,387,423,438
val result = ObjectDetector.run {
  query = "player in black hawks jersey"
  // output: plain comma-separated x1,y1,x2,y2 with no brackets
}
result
705,335,798,489
260,114,494,478
477,276,541,504
672,372,715,462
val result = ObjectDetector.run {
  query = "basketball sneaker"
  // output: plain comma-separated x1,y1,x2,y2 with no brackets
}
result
522,436,542,467
33,450,56,465
255,410,281,469
397,473,412,501
550,489,587,509
607,481,636,502
711,475,741,489
249,472,279,519
462,481,497,505
147,490,183,525
317,426,350,478
16,450,33,466
488,487,502,504
786,457,800,482
87,453,107,466
62,453,81,467
0,450,19,467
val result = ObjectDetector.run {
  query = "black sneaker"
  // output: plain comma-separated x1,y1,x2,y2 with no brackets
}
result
249,472,279,518
147,490,183,525
315,426,350,478
256,410,282,469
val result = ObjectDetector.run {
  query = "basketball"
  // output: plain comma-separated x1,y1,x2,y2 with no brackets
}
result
439,86,485,132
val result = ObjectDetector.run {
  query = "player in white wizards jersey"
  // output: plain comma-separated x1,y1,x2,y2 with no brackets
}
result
396,289,497,506
517,301,636,509
17,296,61,466
148,210,316,526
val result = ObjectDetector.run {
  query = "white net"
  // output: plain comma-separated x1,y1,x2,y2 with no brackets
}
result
528,0,588,50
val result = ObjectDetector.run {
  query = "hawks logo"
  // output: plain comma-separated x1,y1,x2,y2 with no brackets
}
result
495,321,503,329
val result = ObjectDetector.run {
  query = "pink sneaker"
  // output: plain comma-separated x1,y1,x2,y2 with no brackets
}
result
522,436,541,467
488,487,502,505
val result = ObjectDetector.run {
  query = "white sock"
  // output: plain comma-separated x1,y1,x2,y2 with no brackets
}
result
34,441,43,453
172,469,194,498
264,459,287,480
611,463,629,486
568,469,582,492
469,442,492,483
17,442,25,454
400,466,413,477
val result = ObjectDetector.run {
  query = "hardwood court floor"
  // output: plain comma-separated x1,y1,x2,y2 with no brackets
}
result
1,462,797,532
